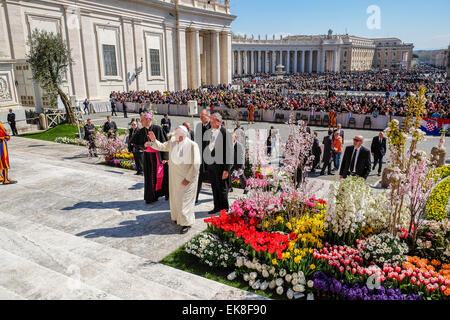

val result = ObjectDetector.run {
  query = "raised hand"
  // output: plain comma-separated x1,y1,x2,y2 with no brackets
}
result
148,131,156,142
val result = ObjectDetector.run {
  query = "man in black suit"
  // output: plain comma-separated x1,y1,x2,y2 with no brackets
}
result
339,135,372,180
161,114,171,135
7,109,18,136
371,131,387,176
204,112,233,214
229,132,247,194
84,118,97,157
103,116,117,138
320,130,334,176
123,102,128,118
128,120,143,175
194,109,211,203
311,131,321,173
111,98,117,116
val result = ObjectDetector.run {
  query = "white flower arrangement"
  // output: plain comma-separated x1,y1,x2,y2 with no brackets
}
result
184,232,237,268
357,233,408,266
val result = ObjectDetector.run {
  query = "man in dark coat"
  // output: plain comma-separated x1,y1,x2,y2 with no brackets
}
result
371,131,387,176
320,130,334,175
84,118,97,157
161,114,171,135
111,98,117,116
103,116,117,138
339,135,372,180
123,102,128,118
194,109,211,203
128,120,143,175
204,112,233,214
131,113,169,204
7,109,18,136
311,131,321,173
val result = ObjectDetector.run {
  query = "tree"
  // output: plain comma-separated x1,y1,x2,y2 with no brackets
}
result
26,29,76,125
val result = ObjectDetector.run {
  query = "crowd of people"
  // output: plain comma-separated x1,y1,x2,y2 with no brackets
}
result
108,69,449,119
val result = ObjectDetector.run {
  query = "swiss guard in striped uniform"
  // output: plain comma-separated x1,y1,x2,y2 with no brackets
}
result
0,121,17,185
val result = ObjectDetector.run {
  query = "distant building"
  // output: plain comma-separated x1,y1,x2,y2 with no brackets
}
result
231,31,414,75
0,0,235,120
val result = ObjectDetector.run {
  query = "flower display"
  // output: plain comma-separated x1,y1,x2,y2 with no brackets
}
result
414,219,450,263
184,232,239,268
312,271,422,300
357,233,408,266
55,136,87,146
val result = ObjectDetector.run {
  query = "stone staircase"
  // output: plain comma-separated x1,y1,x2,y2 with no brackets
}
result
0,209,263,300
0,137,265,300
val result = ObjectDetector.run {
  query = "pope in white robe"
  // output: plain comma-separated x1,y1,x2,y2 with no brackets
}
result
147,125,201,234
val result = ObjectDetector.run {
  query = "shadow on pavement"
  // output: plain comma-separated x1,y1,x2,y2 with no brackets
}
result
129,182,144,190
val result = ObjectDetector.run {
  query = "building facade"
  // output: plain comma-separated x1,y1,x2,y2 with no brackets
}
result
232,31,414,75
0,0,235,119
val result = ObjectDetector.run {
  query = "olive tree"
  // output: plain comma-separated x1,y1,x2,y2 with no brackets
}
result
26,29,76,124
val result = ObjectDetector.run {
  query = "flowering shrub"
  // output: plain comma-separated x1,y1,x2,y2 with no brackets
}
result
94,131,127,157
113,152,134,160
414,219,450,263
425,176,450,221
55,136,87,146
229,192,283,220
184,232,238,268
325,176,371,244
357,233,408,266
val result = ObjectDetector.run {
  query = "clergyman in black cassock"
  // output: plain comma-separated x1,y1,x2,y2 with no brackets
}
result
130,115,168,203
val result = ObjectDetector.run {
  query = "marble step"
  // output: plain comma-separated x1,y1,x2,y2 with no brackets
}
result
0,285,25,300
0,211,264,300
0,248,119,300
0,225,196,300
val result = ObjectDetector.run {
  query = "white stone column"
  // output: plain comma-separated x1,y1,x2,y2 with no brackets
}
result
211,30,220,85
265,51,269,73
237,50,242,75
286,51,290,73
177,28,188,90
250,50,255,74
301,51,305,72
271,50,276,73
258,51,262,73
335,49,341,72
321,49,326,72
293,50,298,73
279,50,282,67
220,32,231,84
191,29,201,88
334,50,338,72
308,50,313,73
243,50,248,74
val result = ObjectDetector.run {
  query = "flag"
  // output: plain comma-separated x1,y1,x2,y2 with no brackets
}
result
420,119,440,136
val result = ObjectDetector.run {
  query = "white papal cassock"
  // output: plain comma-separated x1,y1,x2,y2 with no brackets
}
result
150,135,201,227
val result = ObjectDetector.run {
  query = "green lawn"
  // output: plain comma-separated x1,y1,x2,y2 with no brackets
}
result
22,124,127,142
160,244,277,299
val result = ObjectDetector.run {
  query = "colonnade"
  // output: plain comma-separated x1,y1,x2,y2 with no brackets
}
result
232,48,340,75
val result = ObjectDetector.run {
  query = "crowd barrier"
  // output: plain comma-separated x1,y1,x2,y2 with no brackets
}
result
80,101,407,130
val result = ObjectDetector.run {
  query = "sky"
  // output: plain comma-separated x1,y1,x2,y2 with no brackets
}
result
229,0,450,50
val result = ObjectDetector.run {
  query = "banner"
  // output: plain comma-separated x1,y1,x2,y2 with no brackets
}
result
420,117,450,136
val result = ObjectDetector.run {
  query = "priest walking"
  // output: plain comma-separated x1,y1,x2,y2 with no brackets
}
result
148,126,200,234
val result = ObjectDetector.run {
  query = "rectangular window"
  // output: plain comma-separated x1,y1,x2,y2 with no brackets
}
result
102,44,118,76
149,48,161,77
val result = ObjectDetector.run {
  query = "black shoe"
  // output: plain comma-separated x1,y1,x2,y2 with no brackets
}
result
180,226,191,234
229,188,234,192
320,172,325,176
165,196,169,201
208,209,219,215
328,172,335,175
135,172,141,175
172,220,177,224
377,172,381,176
195,200,199,204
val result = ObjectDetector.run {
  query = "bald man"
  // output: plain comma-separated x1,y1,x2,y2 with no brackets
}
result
339,135,371,180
